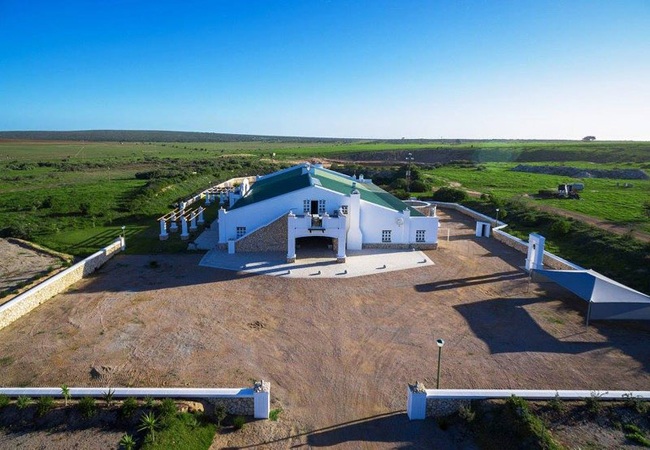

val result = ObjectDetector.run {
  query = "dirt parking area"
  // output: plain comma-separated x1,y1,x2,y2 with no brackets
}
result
1,209,649,449
0,238,66,302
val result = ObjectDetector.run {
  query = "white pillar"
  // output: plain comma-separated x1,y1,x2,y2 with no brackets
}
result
197,209,204,225
287,213,296,263
205,192,212,205
180,216,189,240
475,221,491,237
180,201,187,212
190,214,197,231
346,187,363,250
407,382,427,420
337,215,347,262
525,233,545,272
159,220,168,241
219,192,225,204
218,208,227,244
253,380,271,419
169,213,178,233
228,239,235,254
119,236,126,250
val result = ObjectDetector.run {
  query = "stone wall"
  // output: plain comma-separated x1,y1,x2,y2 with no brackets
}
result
206,397,254,416
235,213,288,253
426,398,471,417
492,229,528,253
0,238,124,330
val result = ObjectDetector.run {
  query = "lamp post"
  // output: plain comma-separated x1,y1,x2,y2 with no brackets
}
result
405,152,414,193
436,338,444,389
121,225,126,239
496,208,500,223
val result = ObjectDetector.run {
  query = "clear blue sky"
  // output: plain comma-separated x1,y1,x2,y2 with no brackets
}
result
1,0,648,139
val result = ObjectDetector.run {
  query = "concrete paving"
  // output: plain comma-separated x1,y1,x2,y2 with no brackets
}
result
198,247,434,278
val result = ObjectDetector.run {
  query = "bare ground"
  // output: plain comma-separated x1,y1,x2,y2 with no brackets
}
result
1,210,649,449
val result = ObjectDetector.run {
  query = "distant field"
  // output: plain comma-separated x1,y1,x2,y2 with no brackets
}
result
1,139,649,257
416,162,650,233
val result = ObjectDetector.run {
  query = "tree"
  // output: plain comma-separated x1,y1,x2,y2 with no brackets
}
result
432,187,468,202
214,404,227,427
582,136,596,141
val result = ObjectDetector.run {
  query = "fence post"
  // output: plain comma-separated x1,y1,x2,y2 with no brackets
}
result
253,380,270,419
407,382,427,420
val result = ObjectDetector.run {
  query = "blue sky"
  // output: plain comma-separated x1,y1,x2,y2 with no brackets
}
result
1,0,649,139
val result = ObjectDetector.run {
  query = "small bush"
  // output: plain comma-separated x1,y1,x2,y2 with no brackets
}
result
625,423,650,447
585,393,603,416
144,395,155,408
389,178,408,190
548,393,566,414
36,396,54,417
432,187,467,203
78,396,96,418
410,180,429,193
159,398,177,419
102,388,115,407
458,404,476,423
550,219,572,235
623,393,649,414
16,395,32,410
0,394,9,409
437,416,450,430
120,397,138,418
233,415,246,430
119,433,136,450
214,404,227,427
269,408,283,421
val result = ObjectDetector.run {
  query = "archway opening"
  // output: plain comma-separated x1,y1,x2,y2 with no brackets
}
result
295,236,335,259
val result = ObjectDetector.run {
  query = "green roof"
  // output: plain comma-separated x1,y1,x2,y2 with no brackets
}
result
230,165,423,216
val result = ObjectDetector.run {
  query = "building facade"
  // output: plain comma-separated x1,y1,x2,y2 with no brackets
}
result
217,163,438,262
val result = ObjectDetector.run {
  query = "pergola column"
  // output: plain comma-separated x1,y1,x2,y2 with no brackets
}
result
197,209,205,225
190,214,197,231
169,212,178,232
180,216,189,240
205,192,212,205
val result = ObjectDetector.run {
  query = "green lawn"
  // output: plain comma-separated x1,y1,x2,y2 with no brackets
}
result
418,163,650,233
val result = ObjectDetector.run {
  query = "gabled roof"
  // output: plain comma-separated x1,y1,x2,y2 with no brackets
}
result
229,164,423,216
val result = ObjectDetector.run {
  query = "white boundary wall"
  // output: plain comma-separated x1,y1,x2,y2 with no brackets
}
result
432,202,583,270
0,382,271,419
407,387,650,420
0,237,125,331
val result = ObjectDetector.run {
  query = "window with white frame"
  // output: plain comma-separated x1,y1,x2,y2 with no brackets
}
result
236,227,246,238
341,205,349,215
382,230,392,243
318,199,326,214
303,200,310,214
416,230,426,242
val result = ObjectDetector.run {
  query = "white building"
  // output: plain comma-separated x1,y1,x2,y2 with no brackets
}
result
217,163,438,262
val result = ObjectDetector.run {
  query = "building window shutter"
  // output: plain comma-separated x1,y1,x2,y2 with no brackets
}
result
303,200,310,213
236,227,246,238
416,230,426,242
382,230,392,243
318,200,326,214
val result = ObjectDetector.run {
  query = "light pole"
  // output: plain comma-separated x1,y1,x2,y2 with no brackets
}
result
496,208,500,222
436,338,444,389
405,152,414,193
121,225,126,239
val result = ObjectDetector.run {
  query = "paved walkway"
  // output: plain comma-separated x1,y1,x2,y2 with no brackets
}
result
199,248,433,278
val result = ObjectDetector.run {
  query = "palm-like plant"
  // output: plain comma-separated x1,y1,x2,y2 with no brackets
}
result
60,384,71,407
119,433,136,450
102,388,115,407
138,412,159,442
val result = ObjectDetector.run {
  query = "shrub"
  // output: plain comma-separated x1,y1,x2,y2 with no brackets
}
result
437,416,450,430
390,189,409,200
214,404,227,427
0,394,9,409
623,393,649,414
102,388,115,407
550,219,572,235
410,180,429,193
144,395,155,408
585,392,603,416
458,404,476,423
61,384,71,407
233,415,246,430
389,178,408,190
138,412,159,442
120,397,138,418
78,396,97,418
624,423,650,447
34,396,54,417
159,398,177,419
269,408,283,421
548,393,566,414
505,396,561,450
16,395,32,410
119,433,136,450
432,187,467,203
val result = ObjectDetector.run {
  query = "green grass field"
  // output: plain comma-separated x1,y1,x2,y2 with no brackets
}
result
416,162,650,233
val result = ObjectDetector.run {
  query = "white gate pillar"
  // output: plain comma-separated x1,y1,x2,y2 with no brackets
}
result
197,209,205,225
253,380,270,419
159,220,168,241
525,233,545,271
190,214,197,231
475,221,491,237
169,212,178,233
407,382,427,420
205,192,212,205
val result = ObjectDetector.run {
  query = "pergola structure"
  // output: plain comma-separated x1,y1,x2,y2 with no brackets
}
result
158,206,205,241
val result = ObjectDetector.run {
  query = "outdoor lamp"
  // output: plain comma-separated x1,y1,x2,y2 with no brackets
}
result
436,338,444,389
